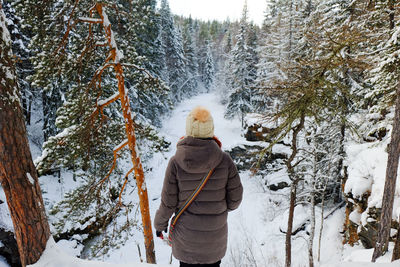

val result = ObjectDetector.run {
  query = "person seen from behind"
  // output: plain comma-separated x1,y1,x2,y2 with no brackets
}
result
154,106,243,267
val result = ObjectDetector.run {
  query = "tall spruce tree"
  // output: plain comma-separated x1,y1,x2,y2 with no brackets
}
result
128,0,171,127
159,0,190,102
3,1,35,125
19,0,64,140
225,2,256,126
183,16,199,92
203,42,215,91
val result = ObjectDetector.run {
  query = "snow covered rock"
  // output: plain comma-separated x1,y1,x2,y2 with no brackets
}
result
0,228,20,267
342,137,400,249
243,113,279,142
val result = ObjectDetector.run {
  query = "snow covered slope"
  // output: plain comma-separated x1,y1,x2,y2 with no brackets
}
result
13,92,400,267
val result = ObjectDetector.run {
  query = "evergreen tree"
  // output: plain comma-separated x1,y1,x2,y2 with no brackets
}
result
128,0,171,127
3,1,35,125
246,23,260,109
159,0,190,102
225,2,256,125
130,0,161,76
361,0,400,127
203,42,215,91
183,16,199,91
15,0,64,140
224,30,233,54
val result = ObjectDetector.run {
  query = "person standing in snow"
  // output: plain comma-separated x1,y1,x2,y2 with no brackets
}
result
154,106,243,267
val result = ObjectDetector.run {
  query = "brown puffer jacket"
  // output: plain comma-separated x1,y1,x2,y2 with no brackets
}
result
154,136,243,264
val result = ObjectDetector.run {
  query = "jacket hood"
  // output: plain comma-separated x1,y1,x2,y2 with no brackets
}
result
174,136,224,173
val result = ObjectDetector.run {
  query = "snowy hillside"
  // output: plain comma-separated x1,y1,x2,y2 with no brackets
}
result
0,90,389,267
22,93,400,267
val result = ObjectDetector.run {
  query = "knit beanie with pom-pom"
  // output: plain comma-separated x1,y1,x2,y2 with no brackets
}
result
186,106,214,138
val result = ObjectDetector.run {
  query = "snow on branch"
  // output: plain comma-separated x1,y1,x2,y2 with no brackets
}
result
99,7,124,62
97,92,120,107
78,17,102,23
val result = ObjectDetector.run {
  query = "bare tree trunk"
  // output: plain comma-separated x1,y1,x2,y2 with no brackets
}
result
286,181,297,267
309,190,315,267
285,114,305,267
309,148,317,267
334,123,346,203
317,188,326,262
27,94,33,126
0,7,51,267
389,0,395,30
372,83,400,262
392,215,400,261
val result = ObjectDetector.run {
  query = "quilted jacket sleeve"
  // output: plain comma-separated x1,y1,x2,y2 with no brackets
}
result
154,157,179,231
226,154,243,211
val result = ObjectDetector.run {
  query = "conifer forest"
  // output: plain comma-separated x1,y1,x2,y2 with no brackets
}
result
1,0,400,266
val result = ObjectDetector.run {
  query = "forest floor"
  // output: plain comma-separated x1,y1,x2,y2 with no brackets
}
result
1,92,399,267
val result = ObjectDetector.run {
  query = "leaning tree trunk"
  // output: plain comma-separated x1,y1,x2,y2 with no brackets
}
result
372,83,400,262
78,4,156,263
0,6,51,267
392,215,400,261
285,114,305,267
286,181,297,267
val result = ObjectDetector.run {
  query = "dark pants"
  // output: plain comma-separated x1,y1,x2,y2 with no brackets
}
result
180,261,221,267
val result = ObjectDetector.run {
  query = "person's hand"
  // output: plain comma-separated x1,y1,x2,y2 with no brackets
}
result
156,229,167,239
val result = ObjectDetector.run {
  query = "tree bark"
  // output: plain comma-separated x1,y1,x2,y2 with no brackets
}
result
372,83,400,262
309,139,317,267
286,181,297,267
389,0,395,30
309,191,315,267
392,215,400,261
317,189,326,263
285,114,305,267
0,6,51,267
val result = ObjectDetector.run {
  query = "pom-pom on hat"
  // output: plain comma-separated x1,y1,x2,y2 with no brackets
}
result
186,106,214,138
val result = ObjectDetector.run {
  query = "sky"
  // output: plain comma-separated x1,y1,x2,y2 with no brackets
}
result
165,0,267,25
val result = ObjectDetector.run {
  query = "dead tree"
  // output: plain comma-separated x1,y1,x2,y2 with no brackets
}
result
77,3,156,263
0,5,51,267
372,83,400,262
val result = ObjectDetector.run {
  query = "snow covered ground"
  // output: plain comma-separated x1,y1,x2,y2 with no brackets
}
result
1,92,400,267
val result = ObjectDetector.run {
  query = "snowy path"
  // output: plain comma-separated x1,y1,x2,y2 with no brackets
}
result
107,92,345,266
134,92,301,266
137,92,350,267
107,92,276,266
146,92,248,266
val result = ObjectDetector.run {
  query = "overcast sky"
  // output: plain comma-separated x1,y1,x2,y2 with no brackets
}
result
165,0,267,25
